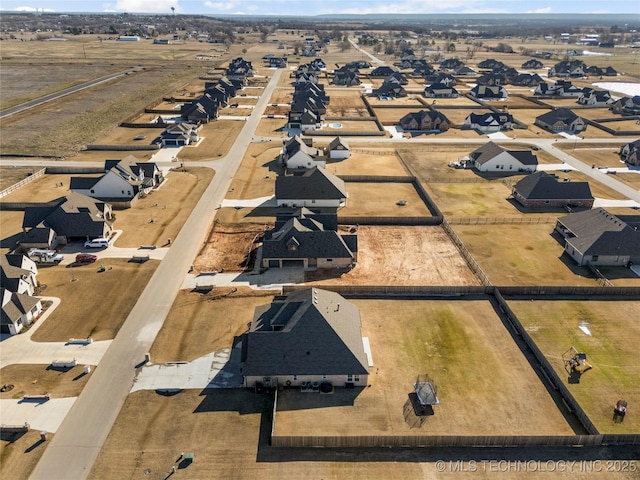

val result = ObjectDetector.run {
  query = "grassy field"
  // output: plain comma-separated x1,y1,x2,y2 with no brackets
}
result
510,300,640,434
114,167,214,248
31,259,157,342
0,364,92,400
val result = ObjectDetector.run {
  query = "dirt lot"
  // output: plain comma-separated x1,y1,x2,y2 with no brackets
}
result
275,298,573,436
149,289,277,363
454,224,602,286
0,364,92,400
114,167,214,248
511,300,640,434
194,224,269,273
307,226,479,287
31,259,157,342
340,182,433,217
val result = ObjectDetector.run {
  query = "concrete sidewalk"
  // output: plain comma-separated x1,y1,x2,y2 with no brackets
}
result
181,268,304,290
0,398,78,433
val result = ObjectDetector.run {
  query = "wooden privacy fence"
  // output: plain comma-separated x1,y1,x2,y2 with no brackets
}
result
448,217,555,225
271,434,640,448
0,168,45,199
338,216,442,226
441,218,492,286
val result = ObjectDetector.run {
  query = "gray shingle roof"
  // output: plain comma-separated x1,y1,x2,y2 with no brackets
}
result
275,167,347,201
470,141,537,166
242,288,369,377
513,172,593,200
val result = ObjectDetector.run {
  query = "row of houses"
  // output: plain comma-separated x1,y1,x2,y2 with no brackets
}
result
287,81,329,131
181,77,245,124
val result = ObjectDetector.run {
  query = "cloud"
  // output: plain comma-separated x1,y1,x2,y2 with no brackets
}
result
14,6,55,11
526,7,552,13
113,0,179,12
203,1,238,10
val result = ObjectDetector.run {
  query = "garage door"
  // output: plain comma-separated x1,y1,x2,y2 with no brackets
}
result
1,324,11,334
282,260,304,268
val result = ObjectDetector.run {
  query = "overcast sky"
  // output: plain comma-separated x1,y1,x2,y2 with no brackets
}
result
4,0,638,15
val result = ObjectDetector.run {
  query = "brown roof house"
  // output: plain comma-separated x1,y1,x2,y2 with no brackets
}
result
468,142,538,173
399,110,450,133
554,208,640,267
241,288,370,389
512,172,594,208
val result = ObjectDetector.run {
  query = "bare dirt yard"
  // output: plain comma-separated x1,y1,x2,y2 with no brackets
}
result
149,289,277,363
114,167,214,248
194,224,270,273
306,226,479,287
510,300,640,434
0,364,92,400
31,259,157,342
275,298,574,437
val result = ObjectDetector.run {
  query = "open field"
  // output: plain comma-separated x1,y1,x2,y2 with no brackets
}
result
0,167,40,191
1,430,52,480
194,224,269,273
307,226,479,286
268,87,293,104
149,289,276,363
1,67,204,157
454,224,600,286
511,300,640,434
275,298,573,436
114,167,214,248
0,364,92,400
177,120,245,160
31,259,157,342
340,182,433,217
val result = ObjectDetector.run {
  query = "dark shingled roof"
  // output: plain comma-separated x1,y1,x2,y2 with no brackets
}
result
513,172,593,201
470,141,538,166
275,167,347,201
242,288,369,377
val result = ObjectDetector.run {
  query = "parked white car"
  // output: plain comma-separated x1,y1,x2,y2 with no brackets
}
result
84,238,109,248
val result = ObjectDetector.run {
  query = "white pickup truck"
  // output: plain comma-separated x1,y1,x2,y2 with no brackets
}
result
27,249,64,265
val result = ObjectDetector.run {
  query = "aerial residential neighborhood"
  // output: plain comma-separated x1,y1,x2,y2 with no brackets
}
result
0,8,639,480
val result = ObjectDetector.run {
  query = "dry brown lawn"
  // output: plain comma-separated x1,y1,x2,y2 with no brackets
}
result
0,430,52,480
268,87,293,104
324,90,369,117
511,300,640,434
323,120,381,133
0,210,25,254
114,167,214,248
194,224,271,273
149,290,276,363
423,96,480,107
0,174,82,203
454,223,600,286
0,167,43,191
331,150,406,176
225,142,280,200
0,364,92,400
96,127,164,145
275,298,573,436
307,226,479,287
255,118,287,136
66,149,156,162
31,259,157,342
366,96,424,108
212,207,276,226
178,120,244,161
340,182,432,217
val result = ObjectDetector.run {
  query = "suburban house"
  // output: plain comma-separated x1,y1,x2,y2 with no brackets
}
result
439,58,464,71
468,142,538,173
555,208,640,267
386,71,409,85
1,254,38,296
1,288,42,336
370,66,396,77
372,81,406,98
241,288,369,389
160,122,201,147
535,80,582,97
413,63,435,77
577,89,613,106
424,83,459,98
261,211,357,270
327,137,350,160
399,110,450,132
332,70,360,86
181,92,222,123
268,57,287,68
71,157,163,202
610,96,640,115
512,73,545,87
295,71,319,85
425,73,456,86
275,167,348,208
464,112,514,132
535,108,587,133
478,59,501,70
476,73,507,86
522,59,544,69
512,172,594,208
21,192,113,249
281,136,326,169
454,65,476,76
470,85,508,100
619,139,640,166
226,57,253,80
549,60,586,77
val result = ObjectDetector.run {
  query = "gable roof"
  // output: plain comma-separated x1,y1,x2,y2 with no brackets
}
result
466,112,513,127
470,141,537,166
328,136,349,151
275,167,347,201
1,288,41,327
513,172,593,201
536,108,581,126
242,288,369,377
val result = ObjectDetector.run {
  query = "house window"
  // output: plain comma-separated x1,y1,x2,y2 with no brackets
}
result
592,255,599,262
293,375,298,381
90,189,95,194
322,374,327,380
326,259,332,262
121,190,125,194
347,375,353,382
354,375,360,382
30,306,38,315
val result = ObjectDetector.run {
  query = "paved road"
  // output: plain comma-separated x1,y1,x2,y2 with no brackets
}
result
349,37,385,65
0,68,142,120
29,68,283,480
